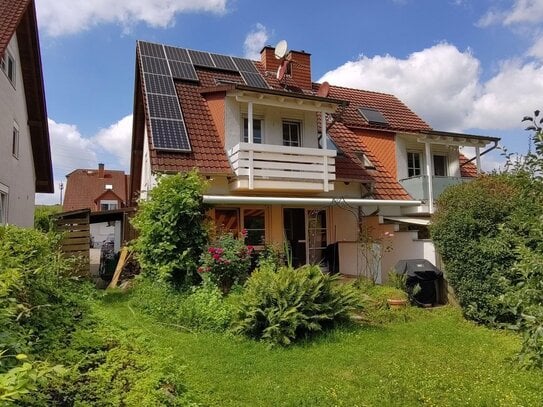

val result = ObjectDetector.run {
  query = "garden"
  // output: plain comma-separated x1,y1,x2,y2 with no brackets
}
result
0,115,542,405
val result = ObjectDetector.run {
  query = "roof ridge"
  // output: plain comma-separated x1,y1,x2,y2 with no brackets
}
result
318,82,397,98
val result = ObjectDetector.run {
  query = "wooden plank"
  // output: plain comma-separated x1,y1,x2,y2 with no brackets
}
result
108,247,129,289
61,230,90,238
57,225,90,232
62,237,90,245
56,217,89,225
62,243,90,252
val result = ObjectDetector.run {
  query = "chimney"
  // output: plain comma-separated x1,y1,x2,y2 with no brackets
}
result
98,163,105,178
260,46,281,73
286,50,312,90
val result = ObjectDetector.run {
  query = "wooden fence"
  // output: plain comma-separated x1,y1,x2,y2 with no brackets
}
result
55,209,90,275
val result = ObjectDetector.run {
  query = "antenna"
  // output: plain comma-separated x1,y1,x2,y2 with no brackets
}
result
274,40,288,59
317,81,330,97
276,59,289,81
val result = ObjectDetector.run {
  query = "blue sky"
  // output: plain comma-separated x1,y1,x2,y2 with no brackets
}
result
35,0,543,204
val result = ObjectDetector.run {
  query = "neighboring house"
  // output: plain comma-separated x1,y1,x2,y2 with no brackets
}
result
63,163,129,249
0,0,53,226
129,41,499,281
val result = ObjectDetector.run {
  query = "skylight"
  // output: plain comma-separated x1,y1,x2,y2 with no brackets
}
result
358,107,389,127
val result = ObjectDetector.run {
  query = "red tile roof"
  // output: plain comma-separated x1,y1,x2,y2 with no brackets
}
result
324,84,431,132
0,0,29,58
459,154,479,177
63,166,129,212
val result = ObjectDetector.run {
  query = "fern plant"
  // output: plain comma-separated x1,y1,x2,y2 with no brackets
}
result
234,265,359,346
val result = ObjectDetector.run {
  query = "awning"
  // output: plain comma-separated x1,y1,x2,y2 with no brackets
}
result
382,216,431,226
203,195,421,207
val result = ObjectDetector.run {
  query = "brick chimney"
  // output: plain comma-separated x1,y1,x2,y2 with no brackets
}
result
98,163,105,178
260,46,281,73
286,50,312,91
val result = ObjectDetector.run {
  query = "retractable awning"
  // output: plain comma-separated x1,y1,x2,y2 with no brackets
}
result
203,195,421,207
382,216,431,226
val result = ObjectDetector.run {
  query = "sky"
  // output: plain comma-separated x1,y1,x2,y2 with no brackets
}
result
34,0,543,204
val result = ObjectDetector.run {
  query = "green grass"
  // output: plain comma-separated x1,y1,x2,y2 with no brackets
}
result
96,293,543,407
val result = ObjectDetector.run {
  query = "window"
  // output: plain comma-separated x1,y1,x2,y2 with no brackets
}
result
407,152,422,177
433,155,447,176
100,201,118,211
307,209,327,265
12,123,19,159
282,120,301,147
242,118,262,143
215,208,239,235
1,51,16,86
0,184,8,225
243,208,265,246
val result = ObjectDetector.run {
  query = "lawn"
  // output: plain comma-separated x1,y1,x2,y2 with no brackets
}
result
96,293,543,407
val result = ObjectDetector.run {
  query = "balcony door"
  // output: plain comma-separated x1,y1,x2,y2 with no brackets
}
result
283,208,327,267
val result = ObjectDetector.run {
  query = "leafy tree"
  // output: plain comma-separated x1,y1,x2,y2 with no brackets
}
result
131,171,209,285
34,205,62,232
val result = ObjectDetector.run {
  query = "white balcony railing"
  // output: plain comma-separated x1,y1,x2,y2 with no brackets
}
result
227,142,336,192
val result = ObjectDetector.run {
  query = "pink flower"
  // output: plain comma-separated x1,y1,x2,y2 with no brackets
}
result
208,247,215,253
247,245,254,252
241,228,247,236
213,253,221,260
197,266,204,273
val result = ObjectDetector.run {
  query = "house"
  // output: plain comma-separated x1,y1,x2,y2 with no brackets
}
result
128,41,499,281
0,0,53,226
63,163,129,248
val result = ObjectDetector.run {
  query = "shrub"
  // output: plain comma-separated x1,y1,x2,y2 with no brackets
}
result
234,265,359,346
131,171,208,285
199,232,252,293
0,226,91,402
129,279,236,332
430,175,524,324
256,243,286,272
34,205,62,232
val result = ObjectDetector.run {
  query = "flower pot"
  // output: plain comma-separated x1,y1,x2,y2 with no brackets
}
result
387,298,408,309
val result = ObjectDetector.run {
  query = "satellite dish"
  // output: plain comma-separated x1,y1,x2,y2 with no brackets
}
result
276,59,289,81
274,40,288,59
317,81,330,97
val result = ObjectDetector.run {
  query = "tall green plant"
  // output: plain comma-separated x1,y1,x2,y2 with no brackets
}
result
131,171,208,285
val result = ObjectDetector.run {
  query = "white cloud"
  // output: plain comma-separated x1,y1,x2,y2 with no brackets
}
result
320,43,481,131
36,0,228,37
94,115,133,167
478,0,543,27
528,35,543,59
243,23,269,60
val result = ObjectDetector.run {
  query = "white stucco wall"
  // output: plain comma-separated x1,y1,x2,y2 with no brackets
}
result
139,127,156,200
0,35,36,227
224,96,320,150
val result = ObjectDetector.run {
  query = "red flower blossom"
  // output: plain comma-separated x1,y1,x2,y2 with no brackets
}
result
241,228,247,236
212,253,221,260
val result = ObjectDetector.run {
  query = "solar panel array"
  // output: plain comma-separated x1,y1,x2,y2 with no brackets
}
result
138,40,270,152
139,41,191,151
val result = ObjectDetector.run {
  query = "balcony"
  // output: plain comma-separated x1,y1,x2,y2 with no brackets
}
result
399,175,472,201
227,142,336,192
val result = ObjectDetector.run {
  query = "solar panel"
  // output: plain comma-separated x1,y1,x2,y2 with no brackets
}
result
144,73,177,95
150,118,191,151
147,94,183,120
139,41,165,58
168,60,198,81
210,53,238,72
141,55,170,75
232,57,258,73
358,107,389,126
188,50,215,68
240,71,269,89
164,45,191,63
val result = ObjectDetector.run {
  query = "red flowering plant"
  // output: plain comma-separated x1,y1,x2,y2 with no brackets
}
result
198,231,253,293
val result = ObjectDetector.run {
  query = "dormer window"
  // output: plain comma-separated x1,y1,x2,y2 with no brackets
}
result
355,152,375,169
243,117,263,143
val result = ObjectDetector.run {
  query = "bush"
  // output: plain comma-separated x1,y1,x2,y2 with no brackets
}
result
34,205,62,232
234,265,359,346
131,171,209,285
129,279,236,332
199,232,252,293
0,226,92,403
256,244,286,272
430,175,524,324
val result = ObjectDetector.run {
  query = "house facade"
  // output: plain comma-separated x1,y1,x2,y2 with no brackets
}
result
129,41,498,280
0,0,53,227
63,163,129,248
